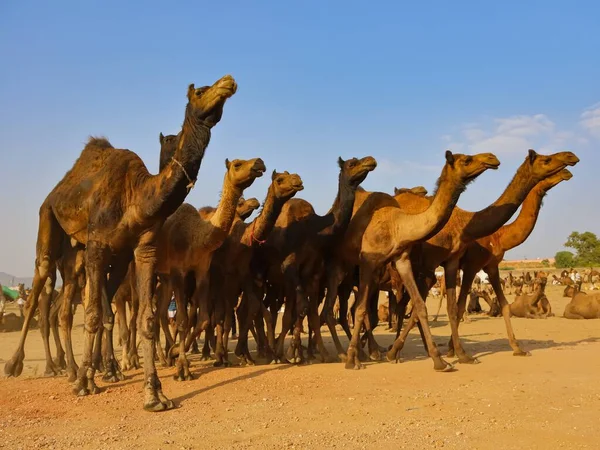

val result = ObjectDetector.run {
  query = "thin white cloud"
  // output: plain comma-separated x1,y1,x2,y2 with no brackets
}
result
581,103,600,138
378,159,438,175
442,111,588,156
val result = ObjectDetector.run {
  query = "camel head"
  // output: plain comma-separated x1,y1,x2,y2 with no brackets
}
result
158,132,180,171
394,186,428,197
270,170,304,200
238,197,261,220
338,156,377,187
225,158,266,191
524,149,579,182
443,151,500,183
187,75,237,128
536,168,572,193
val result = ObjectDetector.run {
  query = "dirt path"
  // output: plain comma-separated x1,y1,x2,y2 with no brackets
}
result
0,285,599,449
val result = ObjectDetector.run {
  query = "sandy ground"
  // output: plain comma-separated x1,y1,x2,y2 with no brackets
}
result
0,284,599,449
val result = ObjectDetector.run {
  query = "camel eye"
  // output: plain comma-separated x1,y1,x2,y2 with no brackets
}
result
234,162,242,169
277,178,283,184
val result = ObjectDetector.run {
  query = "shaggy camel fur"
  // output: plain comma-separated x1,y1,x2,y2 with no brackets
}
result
349,151,500,371
563,288,600,319
261,156,376,364
209,170,304,366
392,150,578,366
5,75,237,412
509,274,553,318
155,157,266,381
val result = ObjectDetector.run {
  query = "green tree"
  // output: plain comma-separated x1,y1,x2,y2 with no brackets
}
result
541,258,550,267
554,251,575,268
565,231,600,266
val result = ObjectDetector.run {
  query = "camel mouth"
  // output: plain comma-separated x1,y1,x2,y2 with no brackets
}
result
363,162,378,171
251,168,266,178
214,75,238,97
293,183,304,191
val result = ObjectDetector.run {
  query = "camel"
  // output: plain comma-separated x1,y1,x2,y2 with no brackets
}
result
389,150,578,366
259,156,377,365
509,274,553,318
5,75,238,412
207,170,304,367
563,287,600,319
141,195,261,367
345,151,501,371
444,168,572,335
155,156,266,381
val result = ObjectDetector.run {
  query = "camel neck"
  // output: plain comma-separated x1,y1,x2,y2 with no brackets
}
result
405,165,466,242
316,174,356,241
245,185,285,244
497,186,546,251
142,104,211,220
462,163,538,241
210,173,244,236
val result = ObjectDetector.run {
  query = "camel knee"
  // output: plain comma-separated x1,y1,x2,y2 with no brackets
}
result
84,312,102,334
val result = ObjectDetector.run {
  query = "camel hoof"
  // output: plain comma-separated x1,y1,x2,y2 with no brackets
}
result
4,356,24,377
369,350,381,361
457,355,479,364
513,350,531,357
434,361,455,372
75,387,89,397
53,356,67,370
67,369,78,383
199,355,212,361
143,399,174,412
446,349,456,358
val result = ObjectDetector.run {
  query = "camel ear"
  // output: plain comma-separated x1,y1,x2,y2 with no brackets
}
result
225,158,231,170
272,169,277,181
445,150,455,166
338,157,345,169
528,149,538,164
159,132,164,144
394,187,400,195
187,84,196,100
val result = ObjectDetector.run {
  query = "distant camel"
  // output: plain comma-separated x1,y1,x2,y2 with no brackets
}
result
563,287,600,319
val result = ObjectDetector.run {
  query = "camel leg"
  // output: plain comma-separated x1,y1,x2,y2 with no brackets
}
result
448,266,478,358
127,277,141,369
39,274,61,377
134,244,172,412
114,277,132,371
443,259,476,364
170,272,192,381
236,281,261,365
338,282,353,340
260,302,276,360
72,241,109,396
485,264,529,356
155,278,172,365
101,259,129,383
387,255,452,371
320,264,347,359
433,292,444,322
214,281,237,367
183,272,210,354
58,275,79,382
50,290,66,370
274,290,293,363
345,261,378,370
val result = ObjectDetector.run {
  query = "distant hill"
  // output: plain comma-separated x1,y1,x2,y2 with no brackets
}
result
0,272,33,288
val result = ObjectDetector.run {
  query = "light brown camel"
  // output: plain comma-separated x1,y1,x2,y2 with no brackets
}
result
346,151,500,370
449,168,571,335
509,273,553,318
260,156,377,365
5,75,238,412
208,170,304,367
563,287,600,319
391,150,578,365
319,152,498,366
155,156,266,381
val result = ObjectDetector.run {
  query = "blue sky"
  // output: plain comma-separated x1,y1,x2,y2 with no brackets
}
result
1,0,599,276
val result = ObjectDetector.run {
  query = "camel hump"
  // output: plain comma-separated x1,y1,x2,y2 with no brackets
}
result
85,136,114,150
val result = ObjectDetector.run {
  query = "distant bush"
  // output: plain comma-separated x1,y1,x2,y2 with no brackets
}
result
555,251,575,268
500,266,515,271
541,259,550,267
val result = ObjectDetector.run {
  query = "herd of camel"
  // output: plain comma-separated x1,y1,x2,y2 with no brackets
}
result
2,74,599,413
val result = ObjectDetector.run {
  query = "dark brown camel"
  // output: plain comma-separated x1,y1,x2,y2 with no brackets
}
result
260,156,377,365
5,75,237,412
